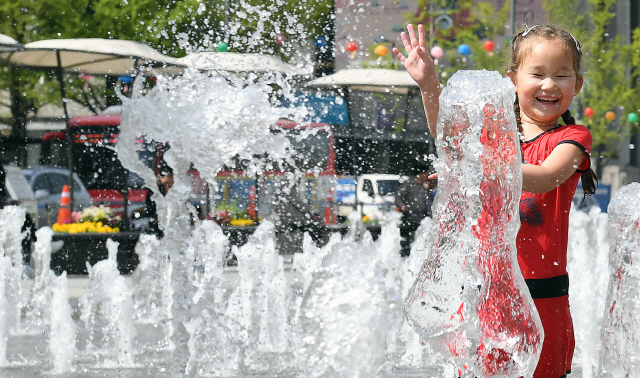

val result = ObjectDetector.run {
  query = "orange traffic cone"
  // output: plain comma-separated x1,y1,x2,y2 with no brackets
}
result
57,185,72,224
323,188,336,225
247,184,257,220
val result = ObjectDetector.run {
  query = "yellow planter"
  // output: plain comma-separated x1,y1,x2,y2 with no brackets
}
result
52,221,120,234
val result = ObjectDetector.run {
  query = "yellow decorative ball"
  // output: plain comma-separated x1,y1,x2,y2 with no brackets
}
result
374,45,388,57
605,111,616,122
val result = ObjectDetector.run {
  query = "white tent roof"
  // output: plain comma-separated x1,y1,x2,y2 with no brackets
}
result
176,52,297,74
0,38,184,75
0,34,20,47
307,68,419,88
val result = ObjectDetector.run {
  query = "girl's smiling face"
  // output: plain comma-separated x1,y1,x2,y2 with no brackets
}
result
509,39,583,128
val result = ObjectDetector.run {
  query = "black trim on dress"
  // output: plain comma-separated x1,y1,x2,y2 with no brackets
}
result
556,140,591,173
525,274,569,298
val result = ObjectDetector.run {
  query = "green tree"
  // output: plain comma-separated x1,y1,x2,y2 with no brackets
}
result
1,0,333,164
402,0,510,82
543,0,640,176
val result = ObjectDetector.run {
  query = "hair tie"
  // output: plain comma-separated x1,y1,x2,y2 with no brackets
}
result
521,25,538,36
520,24,581,52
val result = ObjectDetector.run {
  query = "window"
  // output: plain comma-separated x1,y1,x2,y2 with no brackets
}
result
377,180,400,196
362,179,374,197
32,175,51,192
48,173,70,194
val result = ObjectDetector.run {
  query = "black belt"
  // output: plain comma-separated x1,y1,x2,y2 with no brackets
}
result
525,274,569,299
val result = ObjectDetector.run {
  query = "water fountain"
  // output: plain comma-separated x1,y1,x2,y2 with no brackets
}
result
0,20,629,375
405,70,542,378
599,182,640,377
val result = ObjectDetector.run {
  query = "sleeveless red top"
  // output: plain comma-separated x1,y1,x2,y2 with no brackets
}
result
517,124,592,280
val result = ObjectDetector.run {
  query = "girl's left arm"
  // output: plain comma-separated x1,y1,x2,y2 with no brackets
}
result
521,143,586,193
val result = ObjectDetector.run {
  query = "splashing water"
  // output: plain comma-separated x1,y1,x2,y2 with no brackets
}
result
23,227,56,334
2,55,632,376
0,254,8,367
567,204,609,378
405,70,543,377
48,271,77,374
0,206,26,336
131,234,170,325
600,182,640,377
80,239,137,368
296,212,404,377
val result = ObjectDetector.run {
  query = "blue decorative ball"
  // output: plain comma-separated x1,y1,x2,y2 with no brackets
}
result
458,44,470,55
314,36,327,48
119,76,133,84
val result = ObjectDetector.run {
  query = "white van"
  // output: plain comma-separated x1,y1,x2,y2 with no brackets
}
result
356,174,405,220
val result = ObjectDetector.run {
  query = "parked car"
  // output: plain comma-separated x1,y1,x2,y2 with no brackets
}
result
22,167,93,227
2,165,38,219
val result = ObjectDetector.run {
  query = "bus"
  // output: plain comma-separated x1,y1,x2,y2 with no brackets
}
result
39,114,338,229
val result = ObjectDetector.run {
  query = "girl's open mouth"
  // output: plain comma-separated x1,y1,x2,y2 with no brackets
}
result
536,97,560,104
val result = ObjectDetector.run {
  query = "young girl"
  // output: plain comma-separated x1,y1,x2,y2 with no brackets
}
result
394,24,597,378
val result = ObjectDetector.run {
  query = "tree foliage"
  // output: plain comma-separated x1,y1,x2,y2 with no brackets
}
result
1,0,333,163
389,0,510,81
543,0,640,173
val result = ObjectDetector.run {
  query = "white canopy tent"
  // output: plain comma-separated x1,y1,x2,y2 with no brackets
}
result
176,51,298,74
306,68,419,94
306,68,431,186
0,34,22,50
0,38,184,75
0,38,184,214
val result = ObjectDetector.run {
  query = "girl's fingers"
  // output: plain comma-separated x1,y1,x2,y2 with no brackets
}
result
400,32,412,53
407,24,419,49
418,24,427,51
415,46,431,63
392,47,406,62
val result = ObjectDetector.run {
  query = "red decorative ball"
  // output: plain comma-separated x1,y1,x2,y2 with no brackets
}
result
345,41,358,53
584,107,595,118
483,40,495,52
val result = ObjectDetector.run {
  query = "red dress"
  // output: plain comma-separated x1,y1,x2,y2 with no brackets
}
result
518,124,592,378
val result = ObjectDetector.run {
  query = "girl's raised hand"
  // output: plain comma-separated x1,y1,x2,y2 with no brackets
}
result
393,24,441,138
392,24,436,89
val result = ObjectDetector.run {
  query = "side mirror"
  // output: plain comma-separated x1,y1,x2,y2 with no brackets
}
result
367,188,375,198
35,189,50,200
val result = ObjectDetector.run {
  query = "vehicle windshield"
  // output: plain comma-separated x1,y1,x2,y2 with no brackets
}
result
377,180,400,196
72,126,153,190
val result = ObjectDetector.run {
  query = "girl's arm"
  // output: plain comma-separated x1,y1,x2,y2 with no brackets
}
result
393,24,441,138
522,143,586,193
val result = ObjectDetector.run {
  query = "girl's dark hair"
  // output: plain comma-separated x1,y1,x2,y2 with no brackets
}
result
509,24,597,196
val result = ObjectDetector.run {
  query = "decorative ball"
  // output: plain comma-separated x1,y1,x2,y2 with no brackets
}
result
430,46,444,59
605,111,616,121
275,34,286,45
441,71,449,78
374,45,388,56
345,41,359,53
483,40,495,52
215,41,228,52
627,112,639,123
314,36,327,48
458,44,470,55
118,76,132,84
584,107,595,118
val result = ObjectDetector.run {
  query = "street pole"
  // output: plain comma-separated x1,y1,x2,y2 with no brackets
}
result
56,50,75,213
509,0,516,43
